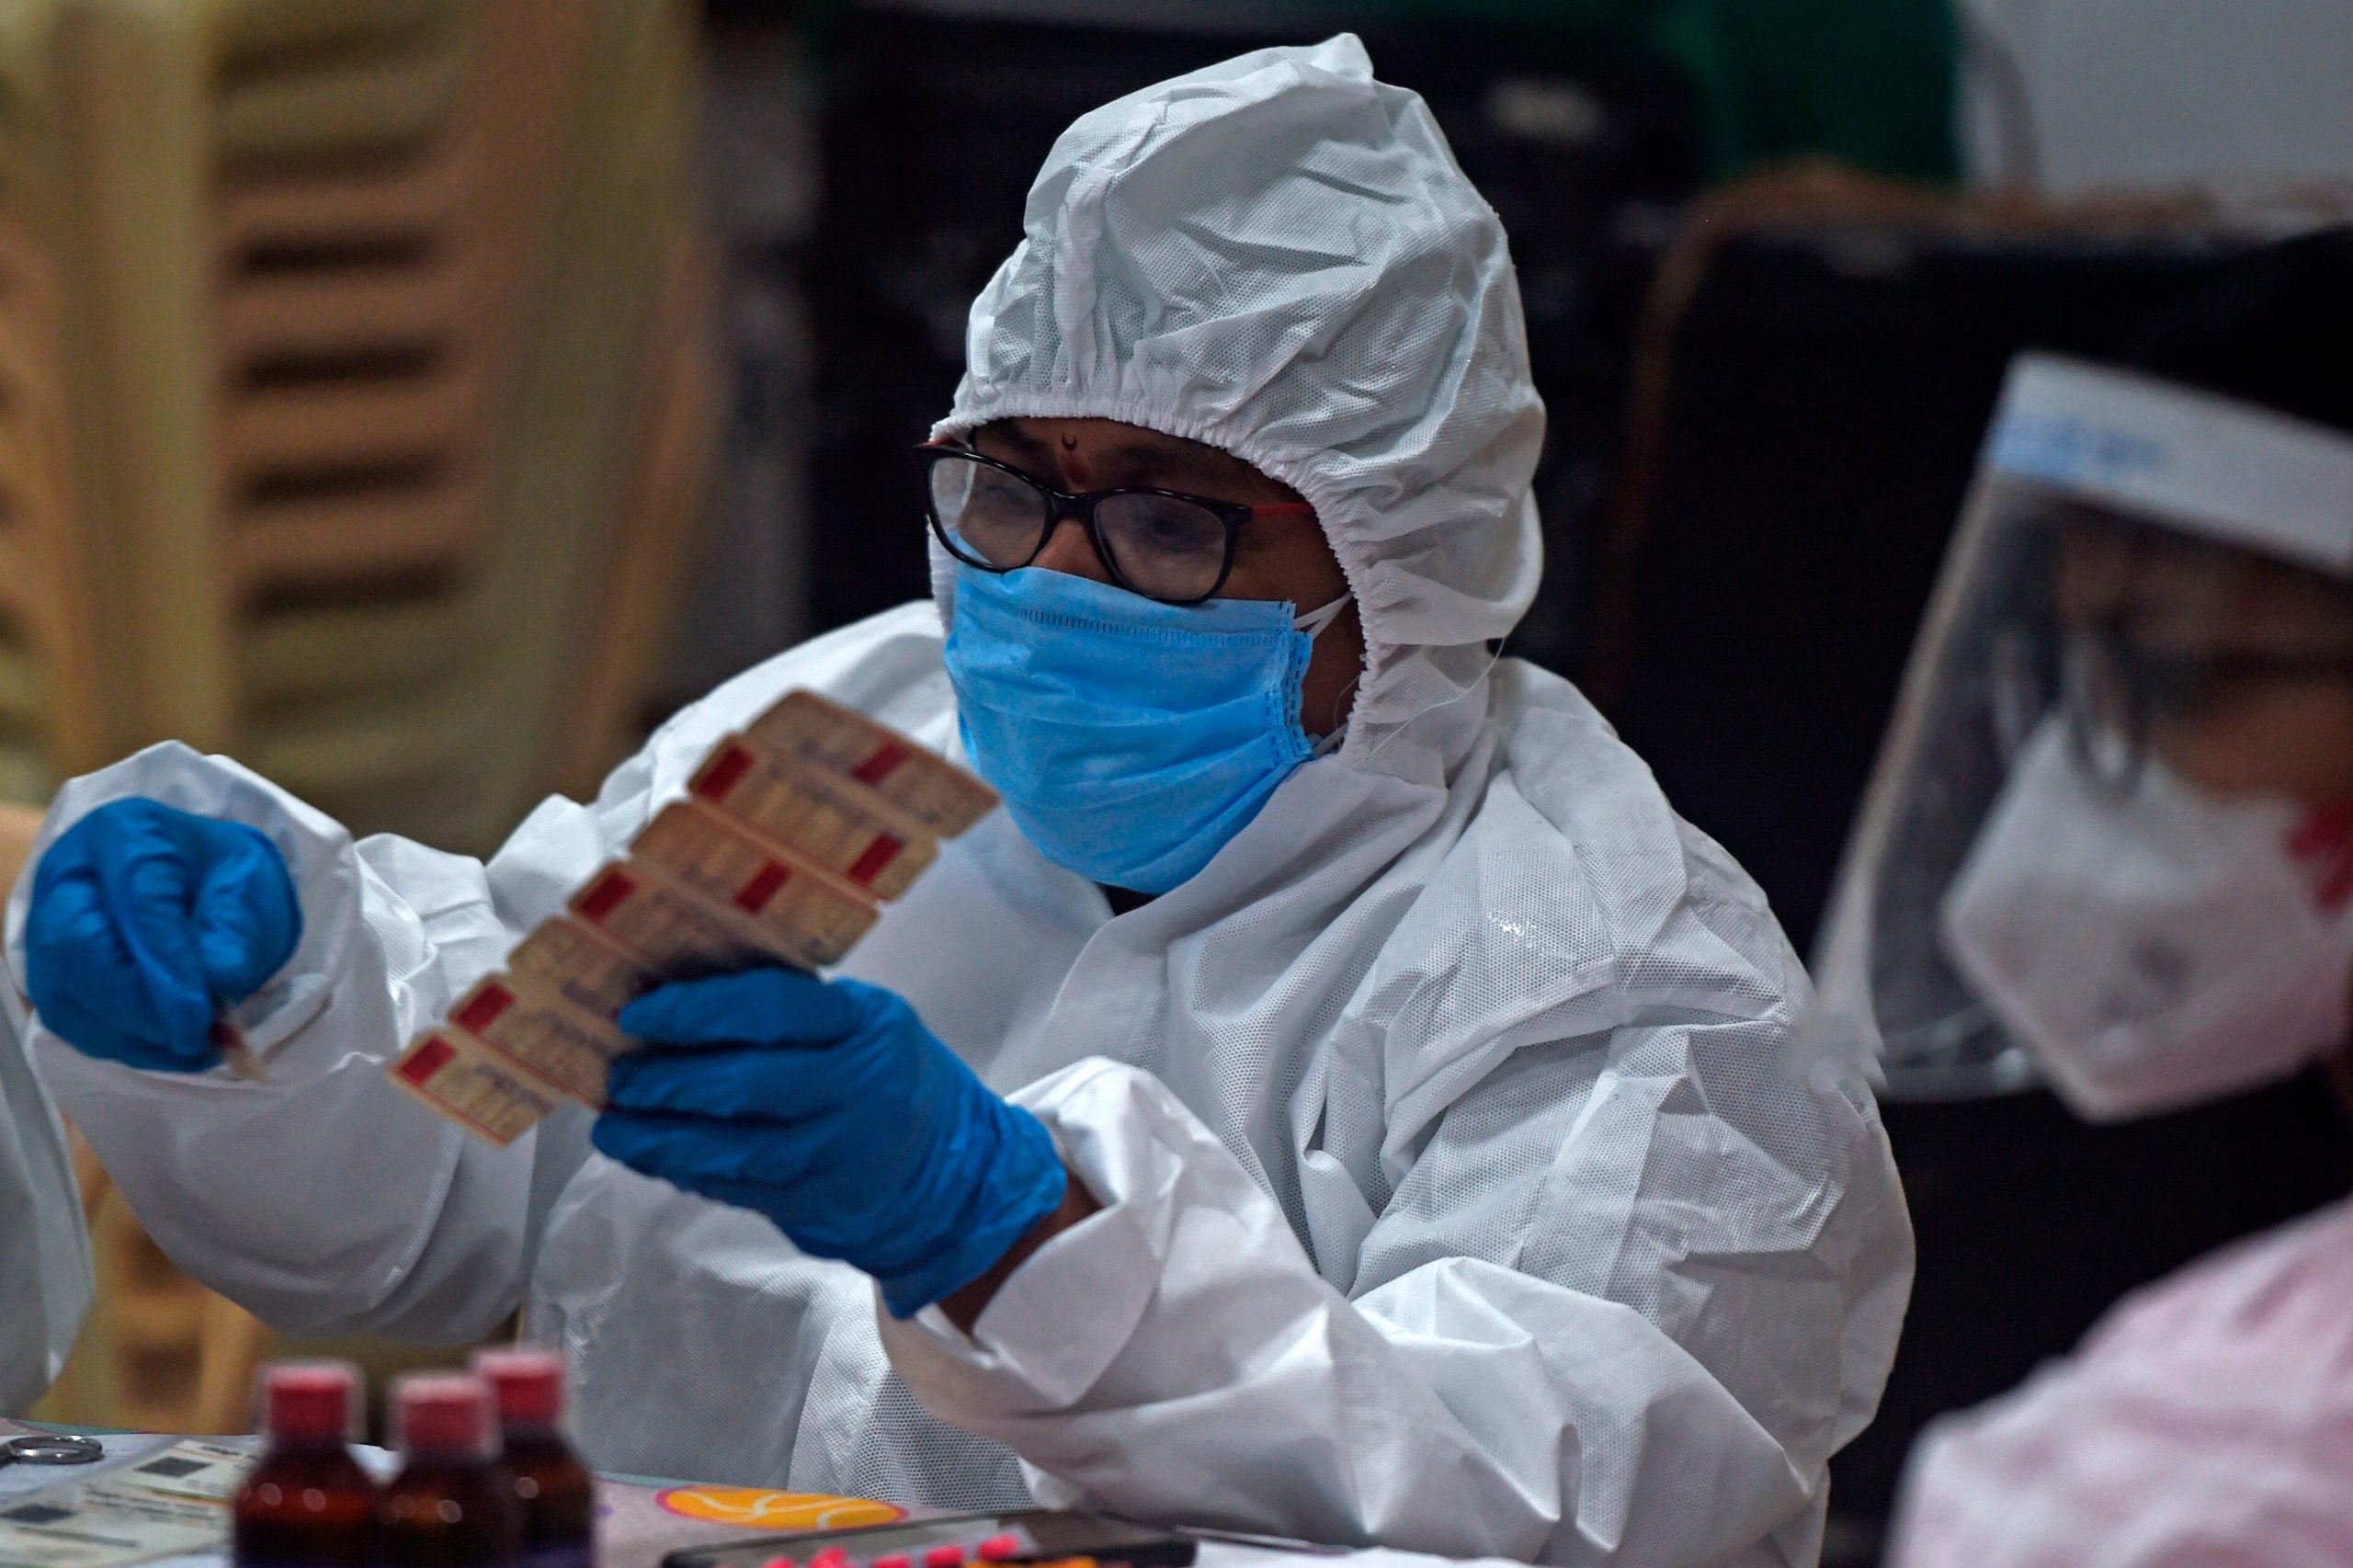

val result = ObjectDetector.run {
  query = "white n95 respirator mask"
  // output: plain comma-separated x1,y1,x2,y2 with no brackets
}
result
1939,719,2353,1121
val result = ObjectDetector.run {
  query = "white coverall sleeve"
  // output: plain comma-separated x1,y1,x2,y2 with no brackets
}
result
2,741,647,1343
882,1049,1898,1568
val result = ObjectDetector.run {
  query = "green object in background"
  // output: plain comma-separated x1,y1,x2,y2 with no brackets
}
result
1646,0,1958,181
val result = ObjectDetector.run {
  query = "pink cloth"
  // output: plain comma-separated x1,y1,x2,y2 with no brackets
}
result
1890,1195,2353,1568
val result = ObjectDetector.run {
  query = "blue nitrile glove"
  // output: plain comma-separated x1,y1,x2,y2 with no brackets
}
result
594,968,1068,1317
24,797,302,1072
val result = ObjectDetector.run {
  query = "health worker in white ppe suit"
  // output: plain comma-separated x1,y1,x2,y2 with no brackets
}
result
6,38,1910,1565
1810,230,2353,1566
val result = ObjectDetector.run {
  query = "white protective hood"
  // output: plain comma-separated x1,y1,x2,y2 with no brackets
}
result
932,32,1544,790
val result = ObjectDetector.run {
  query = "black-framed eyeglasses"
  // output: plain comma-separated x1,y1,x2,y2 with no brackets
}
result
918,444,1316,605
2057,618,2353,792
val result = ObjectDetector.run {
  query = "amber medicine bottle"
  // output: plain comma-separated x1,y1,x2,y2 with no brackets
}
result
378,1372,522,1567
474,1347,594,1568
233,1360,376,1566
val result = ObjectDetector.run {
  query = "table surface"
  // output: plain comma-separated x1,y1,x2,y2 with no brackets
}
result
0,1426,1512,1568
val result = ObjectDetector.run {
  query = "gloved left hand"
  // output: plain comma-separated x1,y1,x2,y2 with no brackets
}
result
23,797,302,1072
594,968,1069,1317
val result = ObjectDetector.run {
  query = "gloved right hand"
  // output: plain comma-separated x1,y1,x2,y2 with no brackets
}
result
23,797,301,1072
595,968,1069,1318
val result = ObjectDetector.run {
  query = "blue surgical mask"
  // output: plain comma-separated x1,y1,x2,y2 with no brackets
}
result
942,562,1349,895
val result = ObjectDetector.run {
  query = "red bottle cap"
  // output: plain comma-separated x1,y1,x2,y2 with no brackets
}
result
870,1555,914,1568
260,1361,358,1444
975,1536,1025,1562
809,1550,850,1568
472,1346,566,1427
391,1372,497,1457
924,1546,968,1568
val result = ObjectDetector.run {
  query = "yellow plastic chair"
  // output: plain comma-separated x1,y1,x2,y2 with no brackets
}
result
0,0,712,856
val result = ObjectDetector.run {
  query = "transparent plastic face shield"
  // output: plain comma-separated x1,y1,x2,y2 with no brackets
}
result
1813,354,2353,1100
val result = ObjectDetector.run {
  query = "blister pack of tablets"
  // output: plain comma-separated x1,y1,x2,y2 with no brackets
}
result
387,692,997,1144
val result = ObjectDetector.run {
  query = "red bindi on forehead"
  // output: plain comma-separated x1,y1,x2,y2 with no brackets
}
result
1054,434,1092,491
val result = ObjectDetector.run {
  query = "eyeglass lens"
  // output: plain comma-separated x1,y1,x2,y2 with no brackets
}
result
1984,622,2147,788
928,451,1232,602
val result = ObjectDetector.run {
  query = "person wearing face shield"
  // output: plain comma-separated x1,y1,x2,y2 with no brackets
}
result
6,38,1911,1564
1809,229,2353,1565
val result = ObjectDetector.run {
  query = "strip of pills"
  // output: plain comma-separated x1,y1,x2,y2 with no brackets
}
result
388,691,996,1144
690,741,938,900
745,690,999,839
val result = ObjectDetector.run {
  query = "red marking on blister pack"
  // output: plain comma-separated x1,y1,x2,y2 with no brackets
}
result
851,742,909,787
735,862,790,913
456,984,516,1034
399,1037,457,1085
576,870,634,924
845,834,904,887
696,744,756,801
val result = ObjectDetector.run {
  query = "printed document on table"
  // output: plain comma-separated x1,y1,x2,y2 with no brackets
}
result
0,1438,252,1567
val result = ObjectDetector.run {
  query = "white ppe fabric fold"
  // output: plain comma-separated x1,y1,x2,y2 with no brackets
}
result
0,984,89,1414
885,1060,1835,1563
7,744,552,1346
6,34,1909,1565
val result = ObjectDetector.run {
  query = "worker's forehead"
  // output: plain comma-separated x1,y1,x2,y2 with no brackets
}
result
977,417,1277,492
2053,519,2353,640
